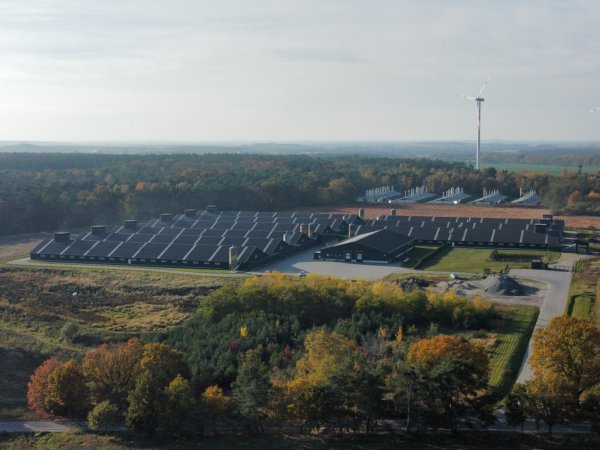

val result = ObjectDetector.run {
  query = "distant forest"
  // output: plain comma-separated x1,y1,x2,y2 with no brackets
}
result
1,152,600,235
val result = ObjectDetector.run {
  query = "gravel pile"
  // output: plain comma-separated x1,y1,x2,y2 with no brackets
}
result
480,274,525,296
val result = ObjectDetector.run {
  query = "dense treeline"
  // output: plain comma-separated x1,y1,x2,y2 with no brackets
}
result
1,152,600,235
168,274,494,387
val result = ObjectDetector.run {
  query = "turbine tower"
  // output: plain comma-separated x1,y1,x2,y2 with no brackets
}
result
463,78,490,170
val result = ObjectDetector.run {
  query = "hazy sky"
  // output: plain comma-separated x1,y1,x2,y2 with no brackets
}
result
1,0,599,142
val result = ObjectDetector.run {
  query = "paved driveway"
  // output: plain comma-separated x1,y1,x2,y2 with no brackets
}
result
512,254,582,383
252,247,413,280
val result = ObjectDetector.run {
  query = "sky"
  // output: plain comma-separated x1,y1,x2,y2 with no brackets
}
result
0,0,599,142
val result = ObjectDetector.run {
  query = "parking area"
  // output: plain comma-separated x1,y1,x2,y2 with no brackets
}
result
252,247,412,280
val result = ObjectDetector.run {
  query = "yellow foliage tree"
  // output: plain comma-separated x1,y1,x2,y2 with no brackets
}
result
407,334,488,379
530,315,600,398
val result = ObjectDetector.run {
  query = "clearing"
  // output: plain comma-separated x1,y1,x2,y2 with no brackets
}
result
0,267,237,419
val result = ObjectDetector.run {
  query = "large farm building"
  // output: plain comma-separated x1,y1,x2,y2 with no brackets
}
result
31,207,571,269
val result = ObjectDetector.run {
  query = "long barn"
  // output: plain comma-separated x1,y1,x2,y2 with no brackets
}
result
30,209,360,270
31,207,570,269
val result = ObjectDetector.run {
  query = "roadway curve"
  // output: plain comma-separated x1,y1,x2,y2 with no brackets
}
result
512,254,583,383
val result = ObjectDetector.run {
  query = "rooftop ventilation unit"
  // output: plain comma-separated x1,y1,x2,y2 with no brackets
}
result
91,225,106,235
123,219,138,229
184,209,197,218
54,232,70,242
160,213,173,222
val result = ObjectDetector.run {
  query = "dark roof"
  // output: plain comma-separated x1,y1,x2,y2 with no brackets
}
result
328,229,413,253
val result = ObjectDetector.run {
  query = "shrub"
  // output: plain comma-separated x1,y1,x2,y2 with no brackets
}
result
88,400,119,431
60,321,80,342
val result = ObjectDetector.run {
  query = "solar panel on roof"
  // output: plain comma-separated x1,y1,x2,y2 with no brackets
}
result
62,240,96,256
133,243,170,259
158,243,193,260
150,234,176,244
85,240,121,257
195,235,224,246
184,244,220,262
110,242,143,258
105,233,133,242
220,236,246,246
174,235,200,245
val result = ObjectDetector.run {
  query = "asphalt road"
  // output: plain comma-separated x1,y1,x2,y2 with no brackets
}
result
512,254,582,383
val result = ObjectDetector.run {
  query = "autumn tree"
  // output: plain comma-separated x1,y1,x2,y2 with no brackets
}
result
530,316,600,399
27,357,61,415
405,335,489,431
524,376,576,437
126,343,191,437
202,385,230,433
162,374,197,436
407,334,488,379
44,359,90,417
286,330,376,432
83,338,143,411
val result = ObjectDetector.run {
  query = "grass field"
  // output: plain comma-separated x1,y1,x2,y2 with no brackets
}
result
482,162,600,175
419,247,560,273
0,267,237,419
487,304,539,397
566,258,600,324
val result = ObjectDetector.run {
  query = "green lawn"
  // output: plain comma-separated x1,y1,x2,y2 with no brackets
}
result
565,258,600,322
570,296,593,320
419,247,560,273
482,161,600,176
487,304,539,396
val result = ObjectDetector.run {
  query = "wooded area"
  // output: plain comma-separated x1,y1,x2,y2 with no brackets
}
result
2,153,600,236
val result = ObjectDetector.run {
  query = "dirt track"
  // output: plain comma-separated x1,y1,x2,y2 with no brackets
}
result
316,204,600,229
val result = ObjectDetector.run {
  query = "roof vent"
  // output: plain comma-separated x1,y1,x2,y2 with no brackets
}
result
160,213,173,222
91,225,106,235
54,232,71,242
184,209,197,218
206,205,218,214
123,219,138,229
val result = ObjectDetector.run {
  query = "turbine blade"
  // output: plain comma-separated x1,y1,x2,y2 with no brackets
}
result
462,95,476,100
477,77,491,97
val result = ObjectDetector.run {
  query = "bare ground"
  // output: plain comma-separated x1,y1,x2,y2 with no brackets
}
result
0,233,49,261
428,277,547,307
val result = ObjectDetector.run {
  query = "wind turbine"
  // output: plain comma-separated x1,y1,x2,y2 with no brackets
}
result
590,107,600,113
463,77,490,170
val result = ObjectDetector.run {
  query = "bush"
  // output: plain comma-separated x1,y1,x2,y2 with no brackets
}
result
88,400,119,431
60,321,80,343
